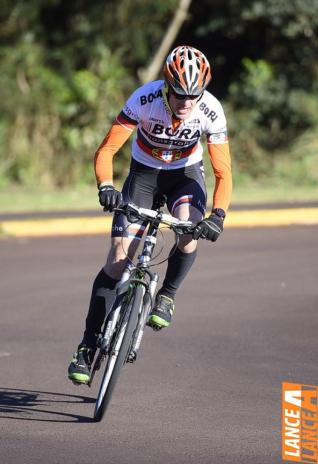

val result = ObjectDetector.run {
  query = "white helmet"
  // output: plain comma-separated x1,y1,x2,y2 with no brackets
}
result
163,45,212,96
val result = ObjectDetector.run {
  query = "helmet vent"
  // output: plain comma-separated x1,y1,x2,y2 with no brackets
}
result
188,64,193,80
168,63,178,80
203,68,208,81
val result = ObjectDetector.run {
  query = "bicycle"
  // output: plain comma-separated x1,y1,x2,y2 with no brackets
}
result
89,199,196,422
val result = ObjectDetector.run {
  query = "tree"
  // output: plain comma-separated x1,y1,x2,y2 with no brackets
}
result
139,0,192,83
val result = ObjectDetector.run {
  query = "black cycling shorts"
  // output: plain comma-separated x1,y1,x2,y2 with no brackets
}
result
111,158,207,239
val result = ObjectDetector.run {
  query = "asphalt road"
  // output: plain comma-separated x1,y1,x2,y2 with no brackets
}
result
0,226,317,464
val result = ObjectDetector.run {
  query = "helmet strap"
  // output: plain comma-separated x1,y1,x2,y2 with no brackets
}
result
162,82,174,117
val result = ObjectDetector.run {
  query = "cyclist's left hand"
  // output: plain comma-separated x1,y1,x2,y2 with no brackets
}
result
193,213,224,242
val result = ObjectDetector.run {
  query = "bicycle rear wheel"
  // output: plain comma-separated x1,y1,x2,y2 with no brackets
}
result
93,285,144,422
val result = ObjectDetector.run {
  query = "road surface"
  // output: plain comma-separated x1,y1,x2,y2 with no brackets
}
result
0,225,317,463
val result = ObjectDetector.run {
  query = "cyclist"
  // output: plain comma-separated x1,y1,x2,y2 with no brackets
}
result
68,45,232,384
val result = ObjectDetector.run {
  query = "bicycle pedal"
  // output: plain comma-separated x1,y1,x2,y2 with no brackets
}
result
152,325,163,332
71,380,86,387
147,322,162,332
93,360,102,371
127,350,137,363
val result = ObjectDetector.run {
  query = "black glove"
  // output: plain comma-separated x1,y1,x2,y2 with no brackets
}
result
98,184,122,211
193,212,224,242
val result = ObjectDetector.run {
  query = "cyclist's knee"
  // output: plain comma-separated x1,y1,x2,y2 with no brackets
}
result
178,236,198,253
104,237,139,279
104,239,125,278
173,205,202,253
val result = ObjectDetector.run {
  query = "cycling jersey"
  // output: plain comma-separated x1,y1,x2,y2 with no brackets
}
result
117,80,228,168
95,80,232,211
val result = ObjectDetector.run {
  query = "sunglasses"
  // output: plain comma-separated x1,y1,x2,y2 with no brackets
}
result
169,88,202,101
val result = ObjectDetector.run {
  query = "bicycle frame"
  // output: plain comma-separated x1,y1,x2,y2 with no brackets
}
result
110,217,163,355
89,211,162,386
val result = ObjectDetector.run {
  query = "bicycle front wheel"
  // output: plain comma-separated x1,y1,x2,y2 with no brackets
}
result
93,285,144,422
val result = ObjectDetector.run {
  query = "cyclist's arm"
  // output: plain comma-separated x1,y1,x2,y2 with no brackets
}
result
207,141,232,212
94,114,137,187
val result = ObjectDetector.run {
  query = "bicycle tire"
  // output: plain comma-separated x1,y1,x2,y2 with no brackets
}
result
88,292,126,387
93,284,144,422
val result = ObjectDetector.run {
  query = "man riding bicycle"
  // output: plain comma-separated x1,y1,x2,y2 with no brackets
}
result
68,45,232,385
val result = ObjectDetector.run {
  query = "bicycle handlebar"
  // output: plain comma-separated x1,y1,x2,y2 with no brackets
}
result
113,202,196,235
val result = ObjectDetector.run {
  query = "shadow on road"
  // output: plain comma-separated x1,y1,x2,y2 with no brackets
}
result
0,387,95,423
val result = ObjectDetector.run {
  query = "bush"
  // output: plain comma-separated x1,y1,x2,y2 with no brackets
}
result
227,59,318,178
0,35,131,187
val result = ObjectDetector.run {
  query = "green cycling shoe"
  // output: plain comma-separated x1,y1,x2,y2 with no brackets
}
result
68,345,95,384
147,294,175,330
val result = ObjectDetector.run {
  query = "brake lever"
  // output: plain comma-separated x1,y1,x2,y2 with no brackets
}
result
174,225,196,236
107,203,127,214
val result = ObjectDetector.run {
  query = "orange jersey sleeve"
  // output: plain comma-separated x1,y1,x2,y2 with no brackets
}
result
94,115,136,187
207,142,232,212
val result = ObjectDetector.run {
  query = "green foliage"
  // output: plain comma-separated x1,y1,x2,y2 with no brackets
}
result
183,0,318,183
2,8,97,185
0,0,317,190
0,34,129,186
227,59,318,177
0,0,178,187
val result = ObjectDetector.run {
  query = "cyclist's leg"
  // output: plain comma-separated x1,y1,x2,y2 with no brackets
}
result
82,161,157,347
160,162,206,299
69,160,158,377
68,234,142,383
81,235,141,348
70,227,147,379
148,163,206,328
147,203,202,329
159,201,203,298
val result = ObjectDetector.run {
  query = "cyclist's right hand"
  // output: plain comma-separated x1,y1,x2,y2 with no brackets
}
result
98,184,122,212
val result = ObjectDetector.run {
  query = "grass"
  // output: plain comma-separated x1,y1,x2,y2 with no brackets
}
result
0,177,317,214
0,185,99,213
231,181,318,204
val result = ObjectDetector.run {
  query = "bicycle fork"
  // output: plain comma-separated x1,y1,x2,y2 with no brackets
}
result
127,222,161,362
127,272,159,362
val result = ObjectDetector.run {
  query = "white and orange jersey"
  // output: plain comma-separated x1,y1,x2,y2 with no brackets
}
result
95,80,232,211
117,80,228,169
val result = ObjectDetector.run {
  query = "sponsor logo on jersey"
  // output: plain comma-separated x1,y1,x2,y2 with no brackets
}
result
144,133,192,147
151,123,200,140
199,102,218,122
112,224,124,233
149,117,165,124
140,89,163,106
208,131,228,144
123,105,138,122
162,151,174,162
151,148,182,162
